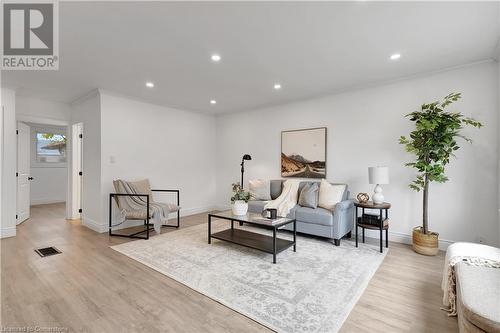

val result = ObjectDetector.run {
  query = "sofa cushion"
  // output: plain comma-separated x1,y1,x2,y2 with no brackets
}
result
269,179,349,201
298,182,319,208
295,206,333,226
270,180,283,200
248,200,267,214
298,181,310,193
249,179,271,200
456,261,500,332
318,179,346,210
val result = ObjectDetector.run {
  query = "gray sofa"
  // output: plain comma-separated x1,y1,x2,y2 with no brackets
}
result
248,180,354,246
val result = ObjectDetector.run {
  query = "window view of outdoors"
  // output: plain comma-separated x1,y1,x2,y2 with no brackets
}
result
36,132,67,163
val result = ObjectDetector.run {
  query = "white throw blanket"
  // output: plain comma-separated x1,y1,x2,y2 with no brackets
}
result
441,242,500,316
265,179,301,217
113,179,177,234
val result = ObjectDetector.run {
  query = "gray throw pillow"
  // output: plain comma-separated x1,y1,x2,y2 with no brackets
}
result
298,182,319,208
249,179,271,201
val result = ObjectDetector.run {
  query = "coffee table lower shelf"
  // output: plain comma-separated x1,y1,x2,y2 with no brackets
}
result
211,228,295,261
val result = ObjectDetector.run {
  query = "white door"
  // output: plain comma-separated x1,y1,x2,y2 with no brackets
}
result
17,122,30,224
71,123,83,219
75,124,82,218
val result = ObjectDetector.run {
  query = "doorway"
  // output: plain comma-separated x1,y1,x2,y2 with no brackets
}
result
16,121,69,223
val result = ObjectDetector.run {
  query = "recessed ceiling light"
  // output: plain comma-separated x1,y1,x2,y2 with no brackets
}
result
145,82,154,88
274,83,282,90
390,53,401,60
210,100,217,105
211,54,221,62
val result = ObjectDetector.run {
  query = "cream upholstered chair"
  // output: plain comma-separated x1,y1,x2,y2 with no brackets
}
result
109,179,180,240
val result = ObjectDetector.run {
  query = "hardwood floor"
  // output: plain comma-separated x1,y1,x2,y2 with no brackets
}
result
1,203,458,332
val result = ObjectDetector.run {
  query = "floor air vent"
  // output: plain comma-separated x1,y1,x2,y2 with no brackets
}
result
35,247,61,257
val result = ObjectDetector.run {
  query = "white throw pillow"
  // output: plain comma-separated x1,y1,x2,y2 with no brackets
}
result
249,179,271,201
318,179,346,210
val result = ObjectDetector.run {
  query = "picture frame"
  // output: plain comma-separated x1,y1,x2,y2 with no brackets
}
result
281,127,327,178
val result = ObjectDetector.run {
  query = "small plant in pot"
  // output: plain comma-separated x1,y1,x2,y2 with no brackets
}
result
399,93,482,255
231,183,251,216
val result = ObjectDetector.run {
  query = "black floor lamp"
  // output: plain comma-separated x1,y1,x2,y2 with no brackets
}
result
240,154,252,188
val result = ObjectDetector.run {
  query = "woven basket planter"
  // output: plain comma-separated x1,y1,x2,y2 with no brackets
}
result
412,226,439,256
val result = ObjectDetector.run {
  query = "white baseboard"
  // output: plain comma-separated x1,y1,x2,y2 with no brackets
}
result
79,203,455,250
31,199,65,205
82,216,107,233
81,205,217,234
360,229,454,250
0,227,16,238
179,205,216,217
214,202,455,250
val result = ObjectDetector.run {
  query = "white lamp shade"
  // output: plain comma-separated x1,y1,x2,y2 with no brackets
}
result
368,166,389,184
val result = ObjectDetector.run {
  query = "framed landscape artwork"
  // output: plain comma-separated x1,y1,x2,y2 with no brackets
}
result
281,127,327,178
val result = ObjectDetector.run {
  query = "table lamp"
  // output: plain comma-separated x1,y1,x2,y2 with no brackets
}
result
368,166,389,204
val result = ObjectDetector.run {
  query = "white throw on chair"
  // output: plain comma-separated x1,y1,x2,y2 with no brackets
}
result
109,179,180,239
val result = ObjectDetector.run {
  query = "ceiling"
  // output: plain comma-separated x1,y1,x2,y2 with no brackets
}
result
2,1,499,114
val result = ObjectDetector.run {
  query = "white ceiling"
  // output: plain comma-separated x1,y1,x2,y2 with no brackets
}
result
2,1,499,114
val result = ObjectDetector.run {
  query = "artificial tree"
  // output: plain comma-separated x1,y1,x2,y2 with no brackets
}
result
399,93,482,235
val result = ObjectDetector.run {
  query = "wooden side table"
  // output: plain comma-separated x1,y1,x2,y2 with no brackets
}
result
354,201,391,253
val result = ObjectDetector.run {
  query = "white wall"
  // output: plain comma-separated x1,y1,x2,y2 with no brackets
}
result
30,167,67,205
497,49,500,245
100,91,217,230
68,90,217,233
0,90,3,236
216,61,499,247
28,124,68,205
16,96,71,123
1,88,17,238
71,91,102,232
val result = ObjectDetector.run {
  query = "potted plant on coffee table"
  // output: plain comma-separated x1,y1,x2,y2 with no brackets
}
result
399,93,482,255
231,183,251,215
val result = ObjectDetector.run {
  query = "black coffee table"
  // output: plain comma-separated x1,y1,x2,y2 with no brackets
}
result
208,210,296,264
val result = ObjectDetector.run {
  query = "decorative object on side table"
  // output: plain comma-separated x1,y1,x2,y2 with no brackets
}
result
231,183,250,215
355,201,390,253
399,93,483,256
356,192,369,203
240,154,252,188
368,166,389,204
281,127,326,178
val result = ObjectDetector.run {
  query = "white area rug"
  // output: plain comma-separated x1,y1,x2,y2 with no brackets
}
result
111,221,387,333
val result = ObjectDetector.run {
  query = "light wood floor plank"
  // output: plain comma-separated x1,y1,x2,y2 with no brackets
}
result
1,203,457,332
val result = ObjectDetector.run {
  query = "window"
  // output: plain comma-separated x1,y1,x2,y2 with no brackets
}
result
36,132,67,163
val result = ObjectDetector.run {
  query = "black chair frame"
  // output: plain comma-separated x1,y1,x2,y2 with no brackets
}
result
109,189,180,240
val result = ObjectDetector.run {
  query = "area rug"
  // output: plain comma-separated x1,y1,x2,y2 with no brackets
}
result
111,221,387,333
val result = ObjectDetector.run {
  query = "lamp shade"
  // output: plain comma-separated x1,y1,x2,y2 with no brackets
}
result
368,166,389,185
242,154,252,160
